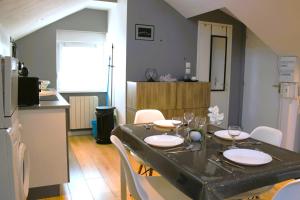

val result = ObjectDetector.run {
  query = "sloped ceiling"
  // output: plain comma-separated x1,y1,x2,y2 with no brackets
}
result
164,0,300,57
0,0,116,39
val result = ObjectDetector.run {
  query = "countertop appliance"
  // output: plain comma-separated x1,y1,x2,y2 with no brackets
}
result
0,56,30,200
18,77,39,106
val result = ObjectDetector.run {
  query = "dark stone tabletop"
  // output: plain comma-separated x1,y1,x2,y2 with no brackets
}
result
112,124,300,200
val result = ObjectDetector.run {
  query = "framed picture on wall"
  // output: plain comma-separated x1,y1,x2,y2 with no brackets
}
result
135,24,154,41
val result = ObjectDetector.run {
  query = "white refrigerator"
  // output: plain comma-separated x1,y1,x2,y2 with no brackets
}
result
0,56,29,200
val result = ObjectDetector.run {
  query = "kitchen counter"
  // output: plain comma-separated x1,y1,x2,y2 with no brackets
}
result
18,89,69,198
18,90,69,110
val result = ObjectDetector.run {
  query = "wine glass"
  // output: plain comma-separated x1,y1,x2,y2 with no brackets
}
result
228,125,241,149
172,117,183,137
184,112,194,131
194,116,206,129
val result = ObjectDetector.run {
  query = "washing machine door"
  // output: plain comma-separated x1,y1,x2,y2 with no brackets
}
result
18,143,29,200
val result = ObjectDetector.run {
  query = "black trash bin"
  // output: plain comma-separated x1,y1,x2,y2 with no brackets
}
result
95,106,115,144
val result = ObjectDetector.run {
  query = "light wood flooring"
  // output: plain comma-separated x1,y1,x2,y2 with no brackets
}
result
42,135,291,200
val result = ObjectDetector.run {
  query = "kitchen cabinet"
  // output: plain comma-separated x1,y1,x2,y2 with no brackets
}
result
126,81,210,123
18,92,70,191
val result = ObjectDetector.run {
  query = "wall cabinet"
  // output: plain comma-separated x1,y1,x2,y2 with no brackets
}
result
126,81,210,123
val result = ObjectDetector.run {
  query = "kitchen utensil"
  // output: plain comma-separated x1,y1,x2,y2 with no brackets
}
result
208,158,232,173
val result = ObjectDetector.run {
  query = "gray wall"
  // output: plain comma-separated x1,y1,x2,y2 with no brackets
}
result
191,10,246,126
126,0,197,81
16,9,108,89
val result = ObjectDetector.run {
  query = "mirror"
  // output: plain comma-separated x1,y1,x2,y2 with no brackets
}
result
209,35,227,91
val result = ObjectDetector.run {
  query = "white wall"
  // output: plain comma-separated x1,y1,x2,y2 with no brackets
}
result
0,26,11,56
242,29,279,132
107,0,127,124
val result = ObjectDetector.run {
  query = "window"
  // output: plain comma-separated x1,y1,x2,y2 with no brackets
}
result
56,30,107,92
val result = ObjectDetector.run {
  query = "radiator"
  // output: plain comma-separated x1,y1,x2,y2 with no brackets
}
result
69,96,98,129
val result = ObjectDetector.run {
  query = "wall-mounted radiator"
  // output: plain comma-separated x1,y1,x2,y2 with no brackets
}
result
69,96,99,130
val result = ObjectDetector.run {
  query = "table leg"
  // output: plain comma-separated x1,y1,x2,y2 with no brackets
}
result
121,161,127,200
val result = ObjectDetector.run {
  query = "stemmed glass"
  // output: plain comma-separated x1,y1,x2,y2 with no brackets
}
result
194,116,206,130
228,125,241,149
172,117,183,137
184,112,194,131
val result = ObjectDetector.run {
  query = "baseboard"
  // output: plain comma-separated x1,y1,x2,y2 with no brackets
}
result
68,129,92,136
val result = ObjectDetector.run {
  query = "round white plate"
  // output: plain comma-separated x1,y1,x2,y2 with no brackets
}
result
153,120,180,128
223,149,272,166
144,135,184,147
214,130,250,141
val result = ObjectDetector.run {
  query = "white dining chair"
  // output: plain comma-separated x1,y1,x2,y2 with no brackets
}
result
272,179,300,200
111,135,191,200
250,126,283,146
132,109,165,176
134,109,165,124
227,126,283,200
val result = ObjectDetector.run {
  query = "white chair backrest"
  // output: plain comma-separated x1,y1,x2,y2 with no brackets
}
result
110,135,148,200
250,126,282,146
134,109,165,124
272,179,300,200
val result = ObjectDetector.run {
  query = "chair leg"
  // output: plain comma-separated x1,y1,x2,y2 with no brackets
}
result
137,164,143,174
248,196,259,200
149,168,153,176
140,166,150,175
138,165,154,176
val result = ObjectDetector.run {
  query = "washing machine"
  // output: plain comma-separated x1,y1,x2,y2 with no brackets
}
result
0,121,29,200
17,123,30,200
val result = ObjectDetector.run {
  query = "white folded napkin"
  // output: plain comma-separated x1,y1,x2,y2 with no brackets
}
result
208,106,224,123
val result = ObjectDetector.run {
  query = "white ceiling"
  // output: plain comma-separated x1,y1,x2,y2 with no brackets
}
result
0,0,116,39
1,0,300,57
164,0,300,57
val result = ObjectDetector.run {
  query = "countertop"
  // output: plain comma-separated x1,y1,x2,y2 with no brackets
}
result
18,90,70,110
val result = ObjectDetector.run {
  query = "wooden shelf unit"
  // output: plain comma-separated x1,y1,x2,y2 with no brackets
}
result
126,81,210,123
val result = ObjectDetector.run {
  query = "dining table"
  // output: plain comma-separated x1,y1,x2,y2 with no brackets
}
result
112,124,300,200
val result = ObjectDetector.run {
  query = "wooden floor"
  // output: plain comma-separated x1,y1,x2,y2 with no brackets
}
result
42,135,291,200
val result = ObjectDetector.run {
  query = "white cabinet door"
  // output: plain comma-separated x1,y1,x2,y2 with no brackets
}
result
19,109,68,187
196,22,211,82
196,21,232,128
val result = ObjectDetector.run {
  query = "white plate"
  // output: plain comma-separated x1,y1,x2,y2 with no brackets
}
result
214,130,250,140
153,120,179,128
223,149,272,166
144,135,184,147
